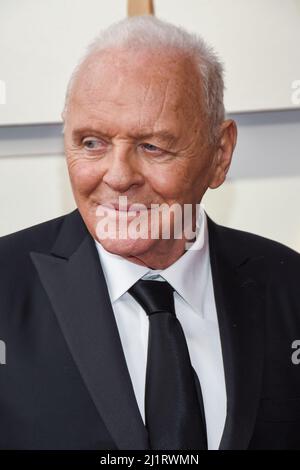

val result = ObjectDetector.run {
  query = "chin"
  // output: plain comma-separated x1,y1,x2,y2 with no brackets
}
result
96,237,157,259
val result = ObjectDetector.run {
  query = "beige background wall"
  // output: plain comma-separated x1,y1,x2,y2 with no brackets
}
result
203,177,300,253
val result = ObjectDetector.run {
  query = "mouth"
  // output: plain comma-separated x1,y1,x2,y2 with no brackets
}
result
97,202,151,214
99,203,150,212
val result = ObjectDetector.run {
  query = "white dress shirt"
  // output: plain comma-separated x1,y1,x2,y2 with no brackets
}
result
94,205,227,449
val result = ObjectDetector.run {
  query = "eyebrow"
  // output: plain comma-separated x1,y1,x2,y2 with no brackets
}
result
71,127,178,146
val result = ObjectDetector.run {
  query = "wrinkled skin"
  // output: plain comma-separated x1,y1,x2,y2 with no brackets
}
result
63,47,237,268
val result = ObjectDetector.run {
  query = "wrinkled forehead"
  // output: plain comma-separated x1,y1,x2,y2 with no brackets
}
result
66,48,204,131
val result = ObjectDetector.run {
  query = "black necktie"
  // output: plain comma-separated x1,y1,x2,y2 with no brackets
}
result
128,279,207,450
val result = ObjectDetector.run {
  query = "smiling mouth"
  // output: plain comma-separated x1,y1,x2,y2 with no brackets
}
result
97,203,151,215
99,203,150,211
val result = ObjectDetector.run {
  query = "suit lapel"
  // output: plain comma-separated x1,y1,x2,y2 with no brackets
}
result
30,210,149,450
207,215,266,449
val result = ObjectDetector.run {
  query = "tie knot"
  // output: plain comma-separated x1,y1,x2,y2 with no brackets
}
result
128,279,176,317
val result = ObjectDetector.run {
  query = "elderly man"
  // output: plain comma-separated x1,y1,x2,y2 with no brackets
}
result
0,16,300,451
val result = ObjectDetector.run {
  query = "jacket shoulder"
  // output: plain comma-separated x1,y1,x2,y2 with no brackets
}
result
0,212,72,262
208,217,300,282
0,211,81,311
217,222,299,257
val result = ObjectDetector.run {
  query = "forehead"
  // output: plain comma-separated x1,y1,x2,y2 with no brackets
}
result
67,48,202,134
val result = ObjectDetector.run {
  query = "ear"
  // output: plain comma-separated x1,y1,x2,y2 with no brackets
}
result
208,119,237,189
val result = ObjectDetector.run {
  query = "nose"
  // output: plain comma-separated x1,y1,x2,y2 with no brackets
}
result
102,144,144,193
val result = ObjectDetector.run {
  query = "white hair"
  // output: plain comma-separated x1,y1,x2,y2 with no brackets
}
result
63,15,226,145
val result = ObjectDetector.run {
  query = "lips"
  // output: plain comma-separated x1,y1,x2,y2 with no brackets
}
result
100,203,150,212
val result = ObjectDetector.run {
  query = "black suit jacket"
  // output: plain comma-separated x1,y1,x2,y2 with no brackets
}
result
0,208,300,450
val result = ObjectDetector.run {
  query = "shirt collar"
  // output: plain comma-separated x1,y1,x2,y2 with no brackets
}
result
94,204,209,315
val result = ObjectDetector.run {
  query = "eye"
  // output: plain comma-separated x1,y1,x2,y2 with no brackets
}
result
140,143,162,153
82,138,104,150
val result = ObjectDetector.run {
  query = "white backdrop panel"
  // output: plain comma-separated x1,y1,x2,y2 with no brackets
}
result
0,0,300,125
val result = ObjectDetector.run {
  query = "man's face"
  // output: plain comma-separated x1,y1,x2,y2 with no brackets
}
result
63,48,217,262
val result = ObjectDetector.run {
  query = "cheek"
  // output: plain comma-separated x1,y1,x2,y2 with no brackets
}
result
147,163,193,200
146,169,177,199
68,160,104,196
151,159,209,204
